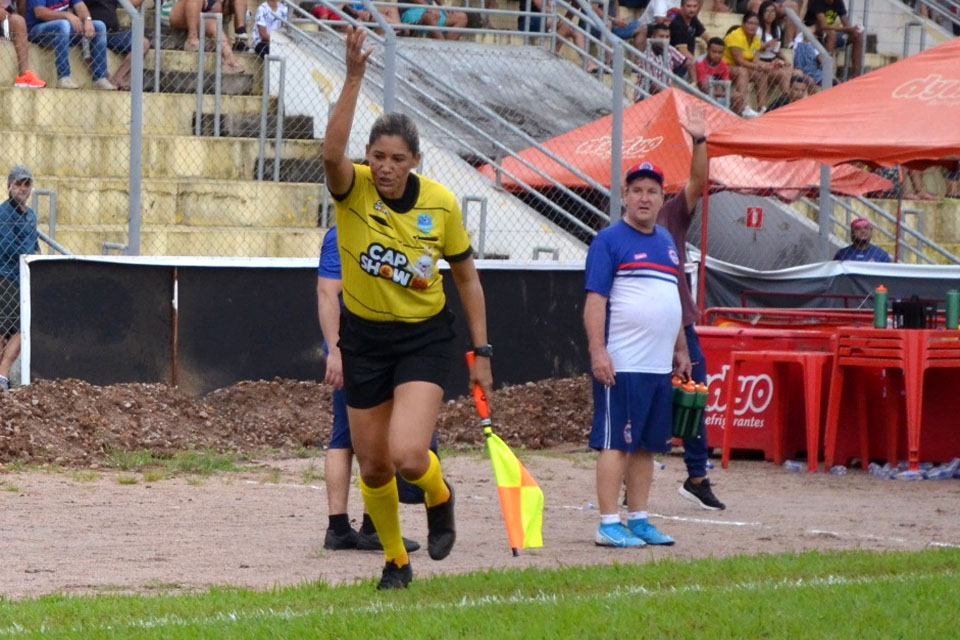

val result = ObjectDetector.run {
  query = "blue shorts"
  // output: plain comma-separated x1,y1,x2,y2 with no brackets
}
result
329,388,352,449
106,30,133,54
590,372,673,453
401,7,446,27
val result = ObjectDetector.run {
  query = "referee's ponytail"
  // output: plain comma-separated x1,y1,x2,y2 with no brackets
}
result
369,113,420,157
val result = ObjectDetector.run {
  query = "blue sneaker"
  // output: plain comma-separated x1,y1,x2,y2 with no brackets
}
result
595,523,647,548
627,518,675,546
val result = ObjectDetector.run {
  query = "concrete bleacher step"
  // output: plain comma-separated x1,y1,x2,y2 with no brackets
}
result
53,224,327,258
0,87,271,137
147,69,256,96
195,113,315,140
31,176,322,228
249,158,325,183
0,131,321,181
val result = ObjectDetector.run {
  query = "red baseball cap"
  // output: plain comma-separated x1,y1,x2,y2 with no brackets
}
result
625,161,664,186
851,217,871,229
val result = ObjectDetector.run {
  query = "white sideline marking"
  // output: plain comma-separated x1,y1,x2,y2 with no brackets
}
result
805,529,909,545
649,513,764,527
3,570,956,636
928,541,960,549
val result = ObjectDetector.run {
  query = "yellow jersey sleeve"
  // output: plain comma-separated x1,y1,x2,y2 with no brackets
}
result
333,164,473,323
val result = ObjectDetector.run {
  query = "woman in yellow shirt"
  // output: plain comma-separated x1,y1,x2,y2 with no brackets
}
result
723,11,791,115
322,27,494,590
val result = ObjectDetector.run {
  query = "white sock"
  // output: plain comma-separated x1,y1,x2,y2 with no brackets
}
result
600,514,620,525
627,511,648,521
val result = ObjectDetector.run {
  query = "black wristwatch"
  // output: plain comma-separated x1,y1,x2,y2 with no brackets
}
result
473,344,494,358
692,135,707,145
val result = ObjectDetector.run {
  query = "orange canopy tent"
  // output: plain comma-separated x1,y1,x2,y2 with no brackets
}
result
478,87,891,198
708,37,960,167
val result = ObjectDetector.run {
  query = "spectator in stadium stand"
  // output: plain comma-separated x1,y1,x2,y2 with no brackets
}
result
635,22,686,98
791,33,823,91
25,0,116,89
400,0,468,40
1,0,45,86
82,0,150,90
947,164,960,200
0,165,39,393
322,27,492,589
668,0,709,81
740,0,802,43
586,0,647,54
251,0,284,56
696,37,738,108
653,106,726,511
316,225,427,555
833,217,892,262
310,2,405,35
723,11,791,117
168,0,244,73
803,0,862,78
516,0,588,68
221,0,249,51
767,74,808,109
584,108,714,548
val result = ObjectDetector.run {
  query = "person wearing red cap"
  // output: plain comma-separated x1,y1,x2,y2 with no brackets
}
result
833,217,892,262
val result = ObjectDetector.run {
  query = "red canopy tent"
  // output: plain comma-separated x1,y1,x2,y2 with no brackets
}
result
478,87,891,198
708,37,960,167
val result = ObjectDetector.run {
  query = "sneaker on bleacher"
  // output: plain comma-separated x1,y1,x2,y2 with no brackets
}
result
14,70,45,88
57,76,80,89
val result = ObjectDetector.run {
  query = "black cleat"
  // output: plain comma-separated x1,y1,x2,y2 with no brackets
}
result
426,481,455,560
323,527,360,550
356,530,422,553
376,560,413,590
679,477,726,511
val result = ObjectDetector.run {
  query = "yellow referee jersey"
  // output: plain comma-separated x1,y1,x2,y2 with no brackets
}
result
333,164,473,322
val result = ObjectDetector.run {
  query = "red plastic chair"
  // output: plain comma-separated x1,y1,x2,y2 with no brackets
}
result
824,328,960,471
721,349,833,472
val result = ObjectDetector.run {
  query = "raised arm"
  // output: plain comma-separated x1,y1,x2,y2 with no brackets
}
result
323,27,373,196
681,104,707,212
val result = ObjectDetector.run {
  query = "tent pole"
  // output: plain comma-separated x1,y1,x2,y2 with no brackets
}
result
697,162,710,318
894,166,904,262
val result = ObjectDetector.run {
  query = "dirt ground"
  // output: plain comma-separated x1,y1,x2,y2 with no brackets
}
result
1,378,960,599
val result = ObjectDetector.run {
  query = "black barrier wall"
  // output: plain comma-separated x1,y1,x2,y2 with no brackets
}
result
28,260,590,396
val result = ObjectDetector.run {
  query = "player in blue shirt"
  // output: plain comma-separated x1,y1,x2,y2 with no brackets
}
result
833,217,892,262
584,162,690,548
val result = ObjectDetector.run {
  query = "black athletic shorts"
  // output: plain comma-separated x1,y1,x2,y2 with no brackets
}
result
338,307,456,409
0,277,20,336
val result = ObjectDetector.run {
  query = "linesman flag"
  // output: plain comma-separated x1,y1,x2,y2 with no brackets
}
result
466,352,544,555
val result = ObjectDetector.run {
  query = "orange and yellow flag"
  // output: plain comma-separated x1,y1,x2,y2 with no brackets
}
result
466,353,544,553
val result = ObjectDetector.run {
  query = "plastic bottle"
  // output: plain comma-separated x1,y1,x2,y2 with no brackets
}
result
684,382,709,439
946,290,959,330
782,460,804,472
873,285,888,329
81,37,92,63
892,469,925,481
829,465,847,476
672,380,697,438
867,462,883,477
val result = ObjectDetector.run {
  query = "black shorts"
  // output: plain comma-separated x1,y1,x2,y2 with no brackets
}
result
0,277,20,336
338,307,456,409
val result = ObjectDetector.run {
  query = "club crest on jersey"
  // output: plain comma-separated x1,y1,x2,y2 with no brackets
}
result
416,213,433,233
360,243,413,287
668,248,680,265
373,200,387,213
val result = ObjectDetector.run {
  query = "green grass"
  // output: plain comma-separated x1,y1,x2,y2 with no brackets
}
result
0,480,20,492
0,549,957,638
115,475,139,486
70,470,101,483
300,462,323,484
104,450,248,477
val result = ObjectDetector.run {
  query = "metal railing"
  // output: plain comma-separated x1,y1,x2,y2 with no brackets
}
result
30,189,57,246
903,20,928,57
257,55,286,181
195,12,224,136
917,0,960,33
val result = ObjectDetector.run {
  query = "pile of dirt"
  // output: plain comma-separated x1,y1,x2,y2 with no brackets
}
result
0,376,594,466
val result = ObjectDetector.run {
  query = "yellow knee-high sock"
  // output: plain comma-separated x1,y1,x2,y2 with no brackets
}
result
359,476,408,567
405,450,450,508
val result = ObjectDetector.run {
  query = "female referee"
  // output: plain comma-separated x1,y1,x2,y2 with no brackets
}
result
322,27,494,590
